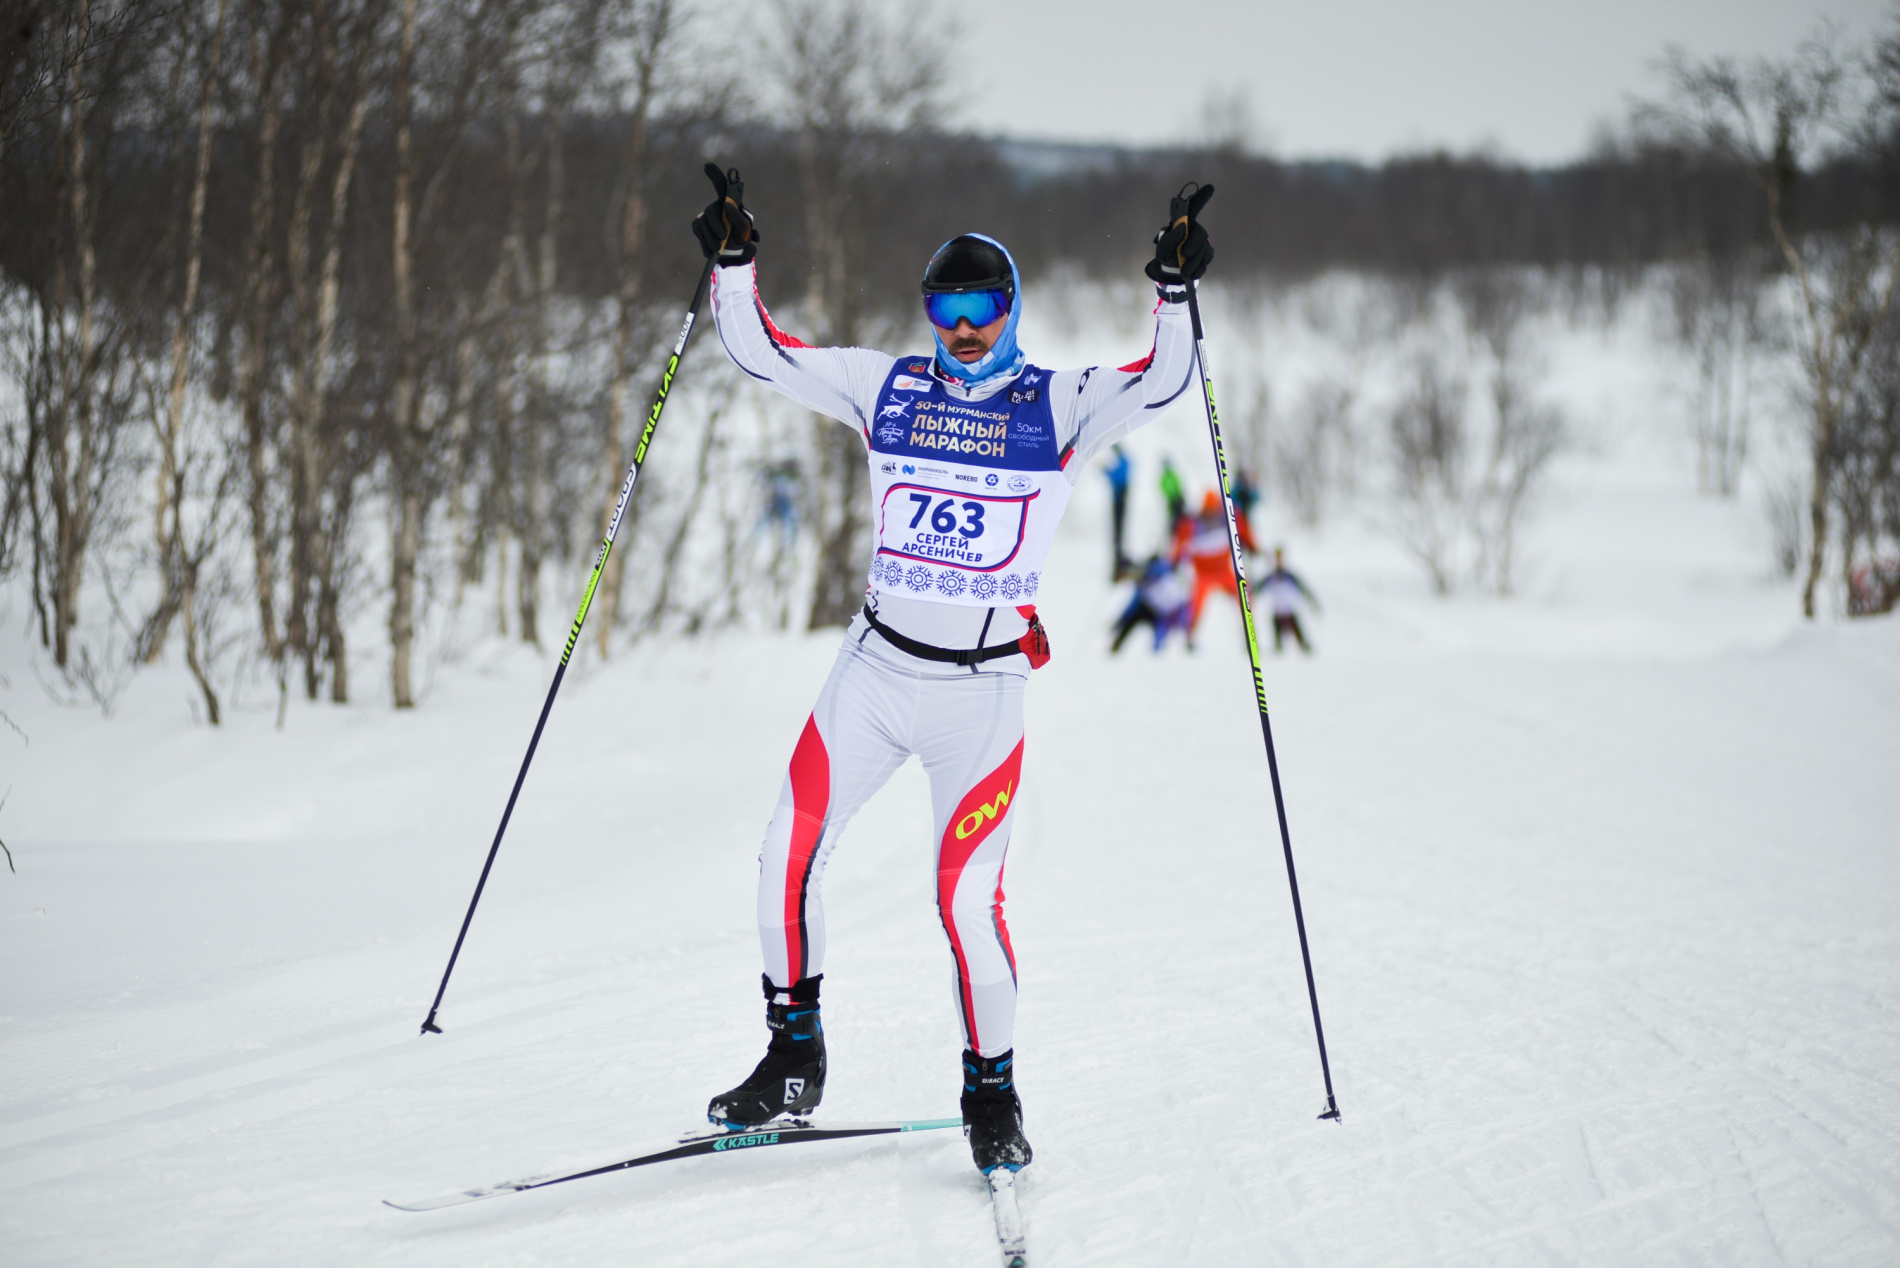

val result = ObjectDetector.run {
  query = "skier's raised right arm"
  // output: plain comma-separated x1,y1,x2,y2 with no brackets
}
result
709,264,894,436
693,167,892,436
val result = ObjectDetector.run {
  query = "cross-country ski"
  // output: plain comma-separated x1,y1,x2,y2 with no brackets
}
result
383,1118,961,1212
988,1171,1029,1268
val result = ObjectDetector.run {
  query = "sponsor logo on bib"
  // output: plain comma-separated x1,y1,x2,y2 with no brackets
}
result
893,375,933,392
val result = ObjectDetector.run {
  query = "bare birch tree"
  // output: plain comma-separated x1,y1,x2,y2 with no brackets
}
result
387,0,521,706
1454,270,1567,595
141,0,229,666
1388,350,1469,595
1645,28,1900,615
281,0,382,700
23,0,150,670
236,0,290,669
591,0,678,655
1835,303,1900,614
1667,248,1773,497
765,0,950,629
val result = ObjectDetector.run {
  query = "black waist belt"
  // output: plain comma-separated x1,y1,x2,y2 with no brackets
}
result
860,604,1030,667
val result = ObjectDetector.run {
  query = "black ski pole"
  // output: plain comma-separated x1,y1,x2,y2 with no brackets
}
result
418,170,735,1036
1175,182,1341,1120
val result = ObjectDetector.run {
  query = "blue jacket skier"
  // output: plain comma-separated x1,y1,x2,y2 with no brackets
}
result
1111,555,1191,653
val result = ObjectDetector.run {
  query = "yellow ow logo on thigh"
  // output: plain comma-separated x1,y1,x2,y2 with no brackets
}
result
956,782,1014,840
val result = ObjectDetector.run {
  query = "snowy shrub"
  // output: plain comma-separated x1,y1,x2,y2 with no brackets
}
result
1664,252,1775,497
1383,272,1568,596
1761,475,1808,580
1275,376,1358,529
1387,352,1471,594
1833,308,1900,614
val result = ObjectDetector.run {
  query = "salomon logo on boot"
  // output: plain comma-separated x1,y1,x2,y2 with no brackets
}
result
707,975,827,1129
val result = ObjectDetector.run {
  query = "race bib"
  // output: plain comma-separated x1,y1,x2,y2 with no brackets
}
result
877,483,1035,572
863,361,1069,606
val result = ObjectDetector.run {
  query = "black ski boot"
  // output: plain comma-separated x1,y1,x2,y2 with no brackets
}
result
961,1049,1032,1173
707,975,826,1129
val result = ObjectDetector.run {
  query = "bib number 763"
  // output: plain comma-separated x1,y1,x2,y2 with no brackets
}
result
908,493,985,538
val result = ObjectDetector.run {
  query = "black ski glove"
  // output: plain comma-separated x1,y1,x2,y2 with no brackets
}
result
1145,182,1215,287
691,162,758,265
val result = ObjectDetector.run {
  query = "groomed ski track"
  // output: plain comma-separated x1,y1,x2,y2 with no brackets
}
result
4,302,1899,1265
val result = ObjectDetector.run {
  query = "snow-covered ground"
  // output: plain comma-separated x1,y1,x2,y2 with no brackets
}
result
3,289,1898,1266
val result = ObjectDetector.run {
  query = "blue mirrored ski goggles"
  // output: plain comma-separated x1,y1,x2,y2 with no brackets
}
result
923,288,1010,330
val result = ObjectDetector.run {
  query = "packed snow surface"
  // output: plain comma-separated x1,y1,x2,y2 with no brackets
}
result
4,298,1899,1266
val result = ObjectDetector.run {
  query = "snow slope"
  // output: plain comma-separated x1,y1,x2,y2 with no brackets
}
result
3,294,1899,1266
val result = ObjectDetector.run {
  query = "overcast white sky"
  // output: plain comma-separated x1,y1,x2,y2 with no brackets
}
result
934,0,1891,163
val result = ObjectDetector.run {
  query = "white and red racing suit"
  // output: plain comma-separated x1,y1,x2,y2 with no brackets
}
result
712,260,1194,1054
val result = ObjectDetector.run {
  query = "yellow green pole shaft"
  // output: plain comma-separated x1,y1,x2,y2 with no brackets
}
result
420,258,716,1036
1184,273,1341,1121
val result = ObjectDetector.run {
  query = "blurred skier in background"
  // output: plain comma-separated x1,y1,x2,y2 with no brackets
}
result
1173,490,1256,648
1159,456,1186,533
1110,554,1190,653
1232,467,1260,521
756,457,800,550
1261,547,1321,653
1104,444,1133,581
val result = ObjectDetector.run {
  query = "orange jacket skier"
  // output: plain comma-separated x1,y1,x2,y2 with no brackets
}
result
1171,490,1255,641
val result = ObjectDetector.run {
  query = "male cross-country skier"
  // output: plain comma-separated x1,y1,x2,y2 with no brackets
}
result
1262,547,1322,653
688,168,1213,1176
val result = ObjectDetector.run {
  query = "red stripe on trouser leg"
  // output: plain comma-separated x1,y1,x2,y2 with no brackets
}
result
936,739,1025,1052
781,715,830,984
992,863,1016,977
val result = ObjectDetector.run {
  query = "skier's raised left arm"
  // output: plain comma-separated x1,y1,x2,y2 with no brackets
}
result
1049,296,1195,472
1050,191,1215,471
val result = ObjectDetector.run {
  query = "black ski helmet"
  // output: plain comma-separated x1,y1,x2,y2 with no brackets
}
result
921,235,1015,301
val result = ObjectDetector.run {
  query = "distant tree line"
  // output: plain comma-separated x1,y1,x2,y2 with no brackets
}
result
3,0,1898,723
